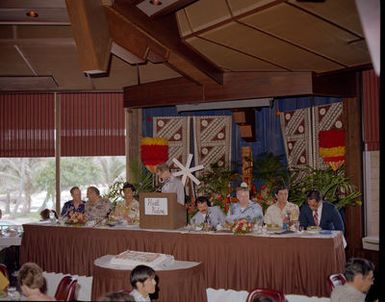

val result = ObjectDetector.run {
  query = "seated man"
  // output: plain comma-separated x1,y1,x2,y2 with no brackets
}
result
129,265,157,302
226,185,263,224
85,186,111,221
61,186,86,218
156,163,185,205
299,189,344,231
190,196,226,228
331,258,374,302
264,185,299,227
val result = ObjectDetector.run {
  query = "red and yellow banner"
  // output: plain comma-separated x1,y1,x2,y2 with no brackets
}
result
318,129,345,171
140,137,168,173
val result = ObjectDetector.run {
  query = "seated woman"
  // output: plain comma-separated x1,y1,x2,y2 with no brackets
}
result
85,186,111,221
111,182,139,224
190,196,226,228
18,262,55,301
60,186,86,219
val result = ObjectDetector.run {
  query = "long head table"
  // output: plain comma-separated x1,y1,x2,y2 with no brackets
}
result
20,223,345,297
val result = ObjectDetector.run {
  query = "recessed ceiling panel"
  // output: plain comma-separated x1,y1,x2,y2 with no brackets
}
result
201,22,342,72
288,0,364,36
20,44,92,89
184,0,231,32
186,36,285,71
241,3,370,66
0,45,33,75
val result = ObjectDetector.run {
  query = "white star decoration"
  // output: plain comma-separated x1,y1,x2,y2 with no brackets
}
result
172,154,204,186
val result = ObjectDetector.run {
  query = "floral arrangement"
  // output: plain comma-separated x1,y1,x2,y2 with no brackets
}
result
253,184,275,212
66,212,86,225
231,219,253,235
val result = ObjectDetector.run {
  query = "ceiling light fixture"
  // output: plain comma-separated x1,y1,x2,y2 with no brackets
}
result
26,10,39,18
149,0,162,5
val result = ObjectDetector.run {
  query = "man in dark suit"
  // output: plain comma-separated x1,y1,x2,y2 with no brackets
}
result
299,189,344,231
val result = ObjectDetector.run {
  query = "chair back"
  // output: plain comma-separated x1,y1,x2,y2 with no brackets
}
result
246,288,285,302
0,264,8,279
55,275,78,301
328,273,346,290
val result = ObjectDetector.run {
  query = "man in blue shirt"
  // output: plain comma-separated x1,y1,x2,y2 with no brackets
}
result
226,185,263,224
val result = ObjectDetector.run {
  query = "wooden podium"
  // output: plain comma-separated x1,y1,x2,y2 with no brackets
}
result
139,192,187,229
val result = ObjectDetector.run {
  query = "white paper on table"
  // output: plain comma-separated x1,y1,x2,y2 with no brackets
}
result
144,197,168,215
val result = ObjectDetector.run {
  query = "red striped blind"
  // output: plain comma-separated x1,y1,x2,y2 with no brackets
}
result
362,70,379,151
60,92,125,156
0,93,55,157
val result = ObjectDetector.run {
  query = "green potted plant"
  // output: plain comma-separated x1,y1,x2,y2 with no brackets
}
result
288,165,361,209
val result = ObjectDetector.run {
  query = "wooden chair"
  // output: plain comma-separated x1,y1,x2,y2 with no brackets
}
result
246,288,285,302
54,276,78,301
328,273,346,290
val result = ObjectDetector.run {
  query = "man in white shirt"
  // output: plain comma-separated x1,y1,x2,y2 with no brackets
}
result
264,185,299,226
130,265,157,302
331,258,374,302
156,163,185,205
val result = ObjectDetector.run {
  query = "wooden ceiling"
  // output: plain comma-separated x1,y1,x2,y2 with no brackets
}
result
0,0,371,91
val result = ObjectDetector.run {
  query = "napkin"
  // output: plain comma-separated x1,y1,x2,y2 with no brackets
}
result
0,271,9,292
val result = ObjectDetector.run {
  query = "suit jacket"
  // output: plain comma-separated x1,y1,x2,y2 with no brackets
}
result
299,201,344,231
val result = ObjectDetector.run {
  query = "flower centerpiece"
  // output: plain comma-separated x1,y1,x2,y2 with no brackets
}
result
65,212,86,225
231,219,253,235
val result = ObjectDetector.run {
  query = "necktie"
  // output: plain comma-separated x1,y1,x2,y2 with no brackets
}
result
313,210,319,226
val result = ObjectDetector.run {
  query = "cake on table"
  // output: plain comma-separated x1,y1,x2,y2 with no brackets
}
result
110,250,175,269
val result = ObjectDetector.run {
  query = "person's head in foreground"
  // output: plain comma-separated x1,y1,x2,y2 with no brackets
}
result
130,265,156,301
344,257,375,293
196,196,211,214
236,186,250,207
98,290,135,302
18,262,54,301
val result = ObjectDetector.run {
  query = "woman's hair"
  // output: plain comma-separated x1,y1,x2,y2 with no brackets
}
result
98,290,135,302
18,262,46,292
130,265,156,289
123,182,136,192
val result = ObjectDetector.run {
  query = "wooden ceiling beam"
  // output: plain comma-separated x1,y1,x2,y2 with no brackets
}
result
124,71,359,108
109,1,223,85
104,7,169,63
124,71,313,108
66,0,111,74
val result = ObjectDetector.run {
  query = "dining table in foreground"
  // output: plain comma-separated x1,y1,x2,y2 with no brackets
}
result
20,223,345,297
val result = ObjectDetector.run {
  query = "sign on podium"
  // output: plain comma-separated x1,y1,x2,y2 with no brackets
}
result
139,192,187,229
